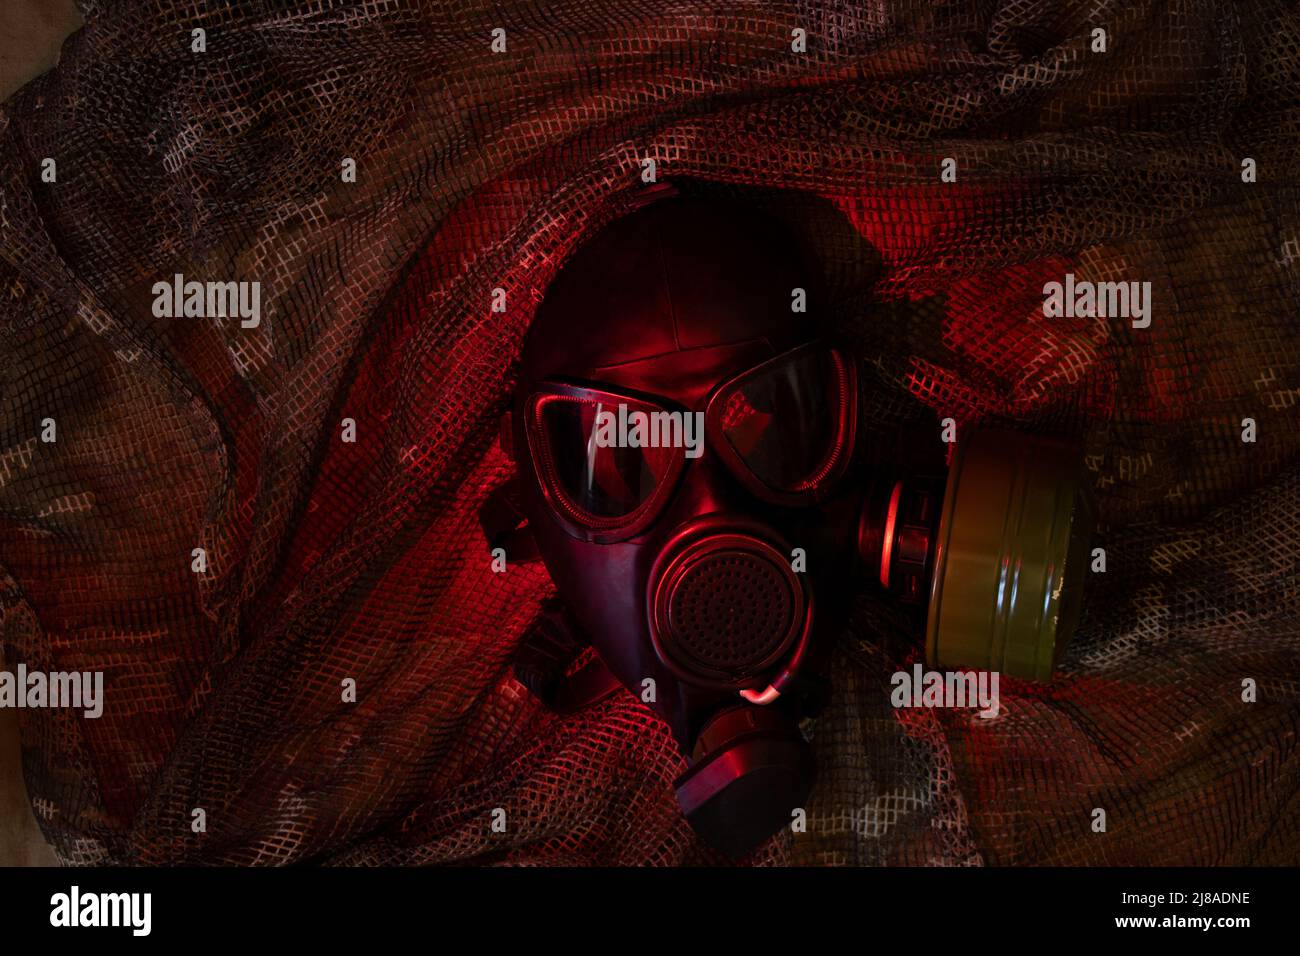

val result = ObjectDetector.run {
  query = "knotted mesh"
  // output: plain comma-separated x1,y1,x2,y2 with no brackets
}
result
0,0,1297,865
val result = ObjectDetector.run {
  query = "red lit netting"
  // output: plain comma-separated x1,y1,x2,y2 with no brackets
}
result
1,0,1297,866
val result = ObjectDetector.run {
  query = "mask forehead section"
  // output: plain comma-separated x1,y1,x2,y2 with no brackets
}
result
520,197,817,387
591,339,778,410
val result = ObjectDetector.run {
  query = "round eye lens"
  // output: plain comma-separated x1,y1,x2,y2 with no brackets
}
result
533,394,680,526
717,349,851,495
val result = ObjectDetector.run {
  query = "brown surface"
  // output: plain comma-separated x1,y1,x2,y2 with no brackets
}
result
0,699,58,865
0,0,80,99
0,0,80,867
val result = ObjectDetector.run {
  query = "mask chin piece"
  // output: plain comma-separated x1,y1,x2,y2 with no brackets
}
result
674,705,814,858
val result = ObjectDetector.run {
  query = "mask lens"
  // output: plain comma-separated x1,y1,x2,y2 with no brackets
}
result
534,393,679,526
716,348,851,495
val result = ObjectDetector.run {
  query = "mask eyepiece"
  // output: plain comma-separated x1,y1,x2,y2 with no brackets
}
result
705,343,857,505
523,383,688,542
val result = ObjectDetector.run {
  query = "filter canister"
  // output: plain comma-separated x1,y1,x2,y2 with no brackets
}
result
925,429,1096,682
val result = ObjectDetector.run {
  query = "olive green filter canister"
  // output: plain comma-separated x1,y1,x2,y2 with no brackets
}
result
925,428,1096,682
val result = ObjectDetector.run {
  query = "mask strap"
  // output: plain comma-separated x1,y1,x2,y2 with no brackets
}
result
479,477,540,564
551,654,623,714
485,481,622,712
514,599,622,713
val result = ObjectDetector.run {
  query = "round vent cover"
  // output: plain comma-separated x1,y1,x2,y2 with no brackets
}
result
649,532,805,687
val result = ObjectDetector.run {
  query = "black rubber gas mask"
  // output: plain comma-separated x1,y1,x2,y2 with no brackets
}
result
487,194,1095,857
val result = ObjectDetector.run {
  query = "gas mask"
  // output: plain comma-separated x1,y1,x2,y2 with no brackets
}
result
484,192,1095,857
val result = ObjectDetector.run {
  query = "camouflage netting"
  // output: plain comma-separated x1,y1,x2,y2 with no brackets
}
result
1,0,1298,866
